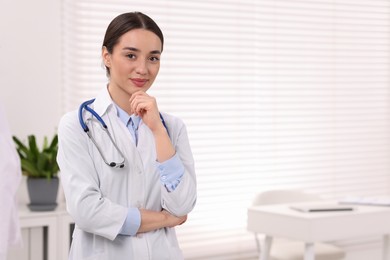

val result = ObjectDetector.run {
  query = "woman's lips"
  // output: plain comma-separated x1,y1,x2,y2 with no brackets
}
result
131,78,148,88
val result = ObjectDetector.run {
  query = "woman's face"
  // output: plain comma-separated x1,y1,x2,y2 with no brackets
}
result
103,28,162,97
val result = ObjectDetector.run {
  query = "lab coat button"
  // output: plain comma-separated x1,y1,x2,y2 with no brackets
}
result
161,175,167,180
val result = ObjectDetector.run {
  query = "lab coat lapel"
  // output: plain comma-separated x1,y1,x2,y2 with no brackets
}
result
93,86,114,118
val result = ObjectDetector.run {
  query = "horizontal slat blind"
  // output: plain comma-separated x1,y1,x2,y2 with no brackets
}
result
62,0,390,258
252,0,390,201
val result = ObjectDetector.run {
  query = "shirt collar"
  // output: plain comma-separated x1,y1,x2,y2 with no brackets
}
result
114,102,141,129
92,86,115,117
115,104,131,127
93,86,141,128
131,114,141,128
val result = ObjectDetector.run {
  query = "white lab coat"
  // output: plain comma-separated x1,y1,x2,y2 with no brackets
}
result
0,103,21,260
57,87,197,260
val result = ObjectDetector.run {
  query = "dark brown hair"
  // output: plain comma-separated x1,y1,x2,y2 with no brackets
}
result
102,12,164,76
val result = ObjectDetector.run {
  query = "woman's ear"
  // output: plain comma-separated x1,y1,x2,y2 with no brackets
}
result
102,46,111,67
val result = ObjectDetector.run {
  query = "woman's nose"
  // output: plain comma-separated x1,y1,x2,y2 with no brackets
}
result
135,60,147,75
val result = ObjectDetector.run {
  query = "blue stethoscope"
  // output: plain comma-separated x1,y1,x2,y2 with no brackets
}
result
78,98,169,169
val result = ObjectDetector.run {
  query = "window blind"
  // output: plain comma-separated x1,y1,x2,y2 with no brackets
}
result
62,0,390,258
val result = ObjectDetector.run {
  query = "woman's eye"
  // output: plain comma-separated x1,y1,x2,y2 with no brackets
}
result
126,54,136,59
150,56,160,62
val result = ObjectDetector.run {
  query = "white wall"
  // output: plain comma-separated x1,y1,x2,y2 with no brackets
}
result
0,0,61,141
1,1,62,258
1,1,389,260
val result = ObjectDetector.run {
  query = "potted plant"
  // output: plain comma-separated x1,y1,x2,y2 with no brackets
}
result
13,134,60,211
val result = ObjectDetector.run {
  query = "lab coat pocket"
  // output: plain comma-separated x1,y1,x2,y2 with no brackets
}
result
71,228,107,260
166,245,184,260
163,228,184,260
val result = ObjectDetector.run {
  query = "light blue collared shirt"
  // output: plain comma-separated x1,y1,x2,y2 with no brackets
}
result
115,105,140,145
115,104,184,236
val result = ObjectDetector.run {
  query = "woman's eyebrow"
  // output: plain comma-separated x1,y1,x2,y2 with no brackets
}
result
123,47,139,52
123,47,161,54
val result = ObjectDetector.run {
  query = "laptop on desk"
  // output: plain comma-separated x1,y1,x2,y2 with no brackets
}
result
290,204,355,213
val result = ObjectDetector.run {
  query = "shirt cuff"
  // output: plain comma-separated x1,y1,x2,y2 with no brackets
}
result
156,153,185,192
118,207,141,236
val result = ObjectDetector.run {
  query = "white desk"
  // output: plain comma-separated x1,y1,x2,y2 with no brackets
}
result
247,201,390,260
18,203,74,260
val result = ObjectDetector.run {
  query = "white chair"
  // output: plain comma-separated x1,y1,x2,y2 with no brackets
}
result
252,189,346,260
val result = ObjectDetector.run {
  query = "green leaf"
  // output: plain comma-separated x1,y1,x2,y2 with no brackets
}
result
37,153,48,172
48,134,58,151
12,136,28,159
13,134,59,178
28,135,39,162
43,136,48,150
20,159,41,177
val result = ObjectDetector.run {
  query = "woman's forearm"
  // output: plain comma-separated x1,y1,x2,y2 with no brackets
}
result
137,209,187,234
153,125,175,162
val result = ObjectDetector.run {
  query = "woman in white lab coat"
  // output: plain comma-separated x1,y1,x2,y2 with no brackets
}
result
57,12,197,260
0,103,21,260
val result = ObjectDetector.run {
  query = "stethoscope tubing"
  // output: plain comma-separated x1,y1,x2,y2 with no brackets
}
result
78,98,169,168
